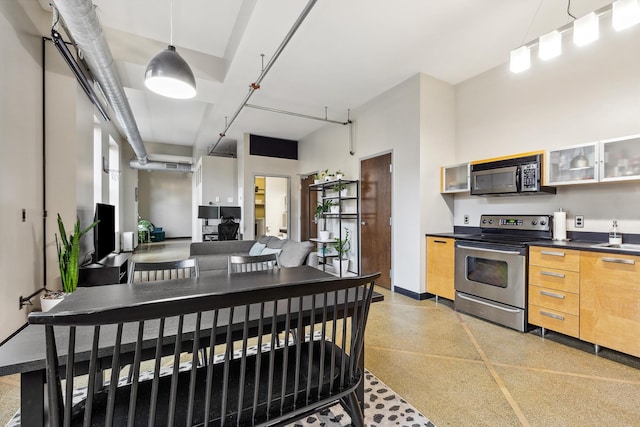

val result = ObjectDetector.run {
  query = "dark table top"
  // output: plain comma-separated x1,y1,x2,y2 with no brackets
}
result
0,267,382,376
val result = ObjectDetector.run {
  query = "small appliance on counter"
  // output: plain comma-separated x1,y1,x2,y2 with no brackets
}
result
609,220,622,245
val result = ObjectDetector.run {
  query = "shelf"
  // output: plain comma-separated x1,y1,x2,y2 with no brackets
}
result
309,179,360,276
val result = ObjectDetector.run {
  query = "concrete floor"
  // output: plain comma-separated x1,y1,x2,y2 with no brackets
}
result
2,239,640,426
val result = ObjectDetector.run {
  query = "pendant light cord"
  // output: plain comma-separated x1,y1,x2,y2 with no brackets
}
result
520,0,544,45
169,0,174,45
567,0,577,20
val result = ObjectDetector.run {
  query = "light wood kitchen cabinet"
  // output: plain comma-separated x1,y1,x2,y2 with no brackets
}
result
580,250,640,358
426,237,455,300
528,246,581,338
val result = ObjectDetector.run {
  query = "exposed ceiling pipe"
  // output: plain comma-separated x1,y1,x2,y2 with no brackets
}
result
52,0,148,164
208,0,317,155
245,104,350,125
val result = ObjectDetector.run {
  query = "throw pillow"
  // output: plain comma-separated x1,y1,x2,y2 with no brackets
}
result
249,242,266,256
261,247,282,257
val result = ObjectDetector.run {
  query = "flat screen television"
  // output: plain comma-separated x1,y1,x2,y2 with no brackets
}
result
219,206,241,220
94,203,115,263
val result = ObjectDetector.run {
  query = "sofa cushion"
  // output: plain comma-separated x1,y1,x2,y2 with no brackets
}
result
266,238,289,250
279,240,314,268
249,242,266,256
257,235,274,245
261,247,282,257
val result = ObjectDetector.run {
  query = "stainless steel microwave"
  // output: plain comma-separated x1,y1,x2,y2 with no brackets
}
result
470,154,556,196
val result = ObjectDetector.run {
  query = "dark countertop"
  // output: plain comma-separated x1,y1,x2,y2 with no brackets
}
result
426,232,640,256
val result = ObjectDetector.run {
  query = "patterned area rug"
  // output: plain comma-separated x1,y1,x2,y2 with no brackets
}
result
6,337,435,427
287,370,435,427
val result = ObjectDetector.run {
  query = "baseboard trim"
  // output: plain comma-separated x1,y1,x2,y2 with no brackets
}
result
393,286,432,300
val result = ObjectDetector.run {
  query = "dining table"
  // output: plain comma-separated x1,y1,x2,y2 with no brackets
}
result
0,266,382,426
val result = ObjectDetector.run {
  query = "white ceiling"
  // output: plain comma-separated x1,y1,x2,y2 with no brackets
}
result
48,0,613,155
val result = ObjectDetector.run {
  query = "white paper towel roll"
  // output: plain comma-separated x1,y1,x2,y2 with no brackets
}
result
553,210,567,241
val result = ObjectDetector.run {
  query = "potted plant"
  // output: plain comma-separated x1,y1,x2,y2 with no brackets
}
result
335,170,344,180
138,217,153,243
332,182,348,197
332,227,351,275
42,214,98,311
315,199,334,240
323,169,334,182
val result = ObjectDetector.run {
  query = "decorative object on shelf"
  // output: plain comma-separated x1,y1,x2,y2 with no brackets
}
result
315,198,334,231
43,214,98,311
332,227,351,275
332,182,348,196
335,170,344,180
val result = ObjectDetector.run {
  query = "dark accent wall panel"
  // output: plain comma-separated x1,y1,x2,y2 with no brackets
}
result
250,134,298,160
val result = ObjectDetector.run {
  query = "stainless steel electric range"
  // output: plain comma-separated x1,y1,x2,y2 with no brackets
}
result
454,214,553,332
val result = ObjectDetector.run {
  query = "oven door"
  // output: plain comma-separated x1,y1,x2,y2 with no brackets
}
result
470,165,519,195
454,241,526,308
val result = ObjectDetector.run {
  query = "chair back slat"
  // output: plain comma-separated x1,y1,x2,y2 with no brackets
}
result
128,258,199,284
34,273,379,426
228,254,279,274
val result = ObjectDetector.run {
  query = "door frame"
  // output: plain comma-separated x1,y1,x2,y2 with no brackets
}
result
253,174,290,238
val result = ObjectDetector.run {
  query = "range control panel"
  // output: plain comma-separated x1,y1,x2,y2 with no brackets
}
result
480,214,551,232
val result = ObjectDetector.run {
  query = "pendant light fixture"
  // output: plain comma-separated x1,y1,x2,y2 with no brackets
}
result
145,0,196,99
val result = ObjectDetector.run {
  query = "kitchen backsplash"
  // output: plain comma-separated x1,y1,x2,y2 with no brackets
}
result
452,181,640,234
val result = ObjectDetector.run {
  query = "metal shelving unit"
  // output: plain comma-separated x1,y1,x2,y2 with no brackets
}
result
309,179,360,277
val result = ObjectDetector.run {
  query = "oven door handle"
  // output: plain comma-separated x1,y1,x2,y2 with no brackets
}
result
456,245,522,256
456,293,522,313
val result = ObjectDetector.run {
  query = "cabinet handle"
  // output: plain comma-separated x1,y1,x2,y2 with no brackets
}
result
601,257,635,265
540,290,565,299
540,270,565,278
540,310,565,321
433,240,447,244
540,250,565,257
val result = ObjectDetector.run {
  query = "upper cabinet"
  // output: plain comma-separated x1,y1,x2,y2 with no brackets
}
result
546,142,598,185
546,134,640,186
440,163,470,193
600,134,640,182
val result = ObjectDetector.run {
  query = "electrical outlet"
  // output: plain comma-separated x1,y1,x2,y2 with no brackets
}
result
463,214,470,225
575,215,584,228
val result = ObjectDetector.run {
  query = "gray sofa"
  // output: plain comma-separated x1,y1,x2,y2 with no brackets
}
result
190,235,316,273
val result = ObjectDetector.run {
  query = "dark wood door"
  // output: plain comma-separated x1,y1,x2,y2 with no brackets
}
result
300,175,317,241
360,153,392,289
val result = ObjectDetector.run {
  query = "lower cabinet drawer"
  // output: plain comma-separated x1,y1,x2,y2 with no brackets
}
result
529,304,579,338
529,285,579,315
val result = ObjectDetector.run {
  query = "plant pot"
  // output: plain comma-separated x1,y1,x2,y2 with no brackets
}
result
40,291,65,312
314,179,321,184
340,189,348,197
336,173,344,180
332,258,349,276
330,205,340,213
318,230,331,241
324,175,334,182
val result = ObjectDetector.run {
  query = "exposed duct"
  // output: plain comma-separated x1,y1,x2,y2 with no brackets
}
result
52,0,148,164
129,160,193,173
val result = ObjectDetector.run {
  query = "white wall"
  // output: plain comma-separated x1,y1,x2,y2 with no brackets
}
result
454,19,640,234
138,170,192,238
299,74,455,294
0,5,44,341
192,155,238,242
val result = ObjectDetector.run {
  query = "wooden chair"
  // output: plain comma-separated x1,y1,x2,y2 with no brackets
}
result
228,253,279,274
30,272,380,427
128,258,199,284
